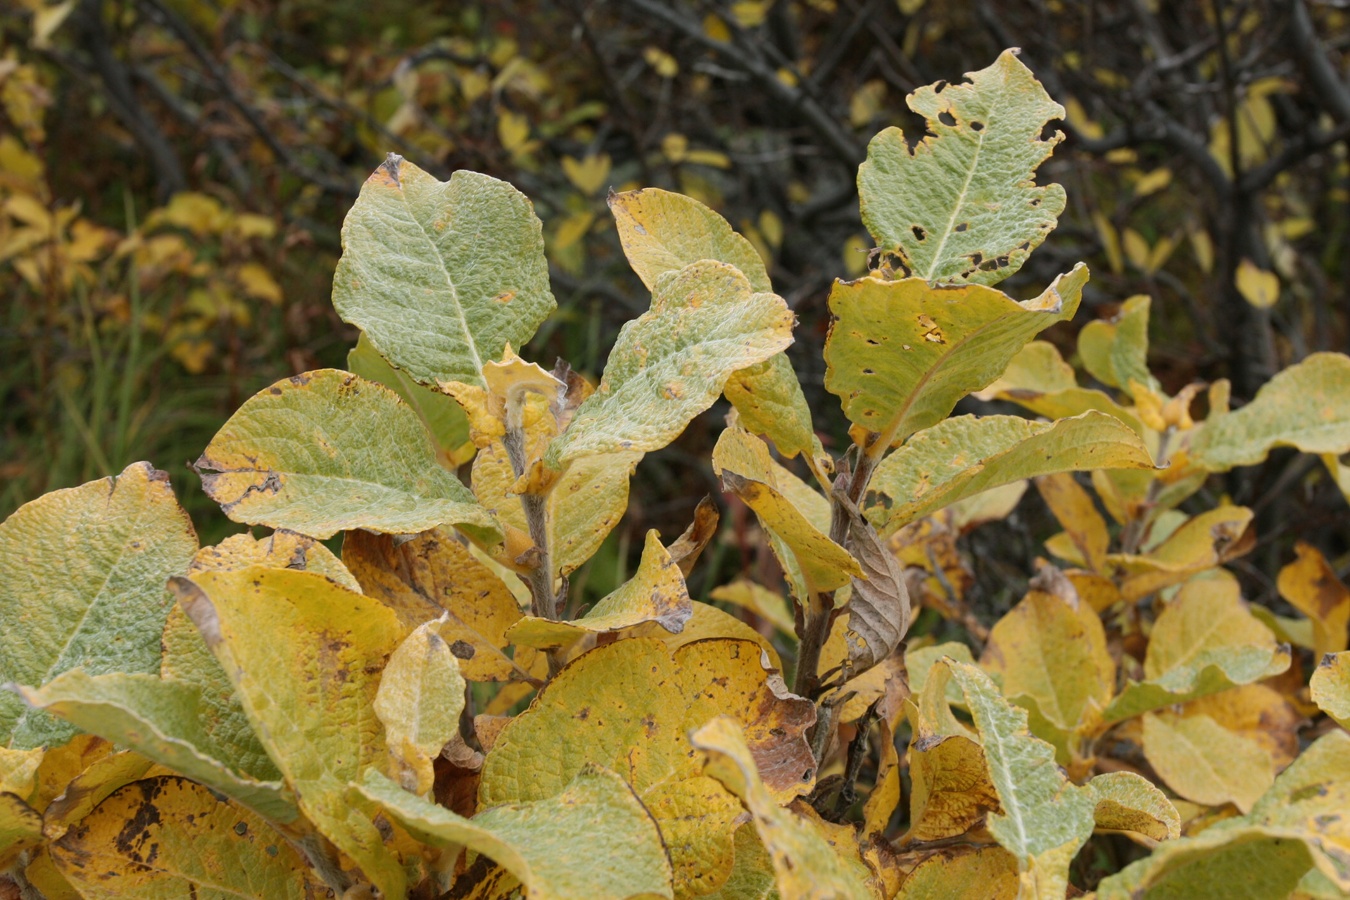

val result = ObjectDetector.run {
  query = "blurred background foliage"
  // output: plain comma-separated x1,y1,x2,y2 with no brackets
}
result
2,0,1348,614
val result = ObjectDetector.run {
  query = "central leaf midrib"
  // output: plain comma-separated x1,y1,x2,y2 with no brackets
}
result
402,185,484,378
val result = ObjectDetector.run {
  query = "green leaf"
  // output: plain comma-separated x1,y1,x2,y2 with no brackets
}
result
943,659,1097,900
196,369,500,541
866,411,1153,535
546,261,793,466
1102,575,1291,722
332,156,555,387
49,775,317,899
172,567,409,898
1310,651,1350,728
857,49,1067,286
0,462,198,749
347,332,474,466
17,671,295,823
692,717,875,900
507,530,691,649
724,354,830,472
824,264,1087,446
1190,352,1350,471
358,765,673,900
1077,295,1157,392
609,187,771,293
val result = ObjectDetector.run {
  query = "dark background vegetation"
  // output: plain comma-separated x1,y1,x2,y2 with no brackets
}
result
3,0,1348,615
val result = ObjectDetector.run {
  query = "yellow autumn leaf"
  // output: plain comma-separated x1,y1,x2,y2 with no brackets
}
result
373,617,466,795
1142,711,1273,814
1310,651,1350,728
1236,257,1280,309
1277,541,1350,659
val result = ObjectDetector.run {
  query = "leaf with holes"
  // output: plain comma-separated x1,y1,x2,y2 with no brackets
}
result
857,49,1066,286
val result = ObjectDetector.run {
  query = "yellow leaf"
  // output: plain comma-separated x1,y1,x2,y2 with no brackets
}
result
692,718,875,899
1109,505,1254,600
703,13,731,41
1035,474,1109,571
234,261,283,304
661,132,689,163
643,46,679,78
374,617,466,795
1277,542,1350,659
1133,167,1172,197
561,153,612,195
1122,228,1150,271
1142,711,1273,813
1092,211,1123,275
897,846,1019,899
730,0,769,26
849,79,887,127
1310,651,1350,728
497,110,533,155
1190,227,1215,273
710,580,795,634
1236,257,1280,309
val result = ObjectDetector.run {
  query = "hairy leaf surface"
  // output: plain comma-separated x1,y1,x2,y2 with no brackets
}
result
0,462,197,749
332,157,555,386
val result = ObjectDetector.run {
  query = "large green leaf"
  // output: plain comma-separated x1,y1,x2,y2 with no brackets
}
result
1097,730,1350,897
357,766,673,900
824,264,1087,446
195,369,499,541
866,412,1153,535
173,567,409,898
331,156,555,386
347,332,474,466
0,462,198,749
17,671,295,823
1190,352,1350,471
857,50,1067,286
546,261,793,466
942,660,1096,900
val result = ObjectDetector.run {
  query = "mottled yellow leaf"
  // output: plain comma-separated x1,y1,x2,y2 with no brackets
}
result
897,846,1019,899
1077,294,1156,392
0,462,198,749
196,370,499,541
624,601,783,671
342,528,531,682
174,567,408,898
1181,683,1301,770
374,617,466,795
825,265,1087,446
1278,542,1350,659
191,529,360,592
905,662,995,843
358,765,673,900
507,530,690,648
692,717,874,900
710,580,795,634
979,571,1114,761
1103,575,1290,722
49,776,317,899
1036,473,1109,571
1108,505,1254,600
1084,771,1181,840
1311,651,1350,728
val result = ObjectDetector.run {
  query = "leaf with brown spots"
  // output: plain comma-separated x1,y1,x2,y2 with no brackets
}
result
478,638,814,899
507,530,691,649
191,529,361,592
49,776,319,899
1277,542,1350,660
196,369,500,541
342,527,533,682
1312,651,1350,728
373,618,466,796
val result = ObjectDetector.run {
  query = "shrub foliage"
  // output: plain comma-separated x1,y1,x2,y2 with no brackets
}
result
3,52,1350,900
